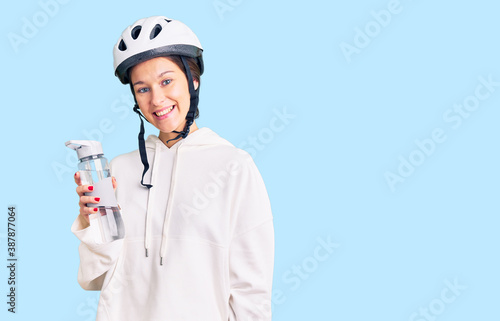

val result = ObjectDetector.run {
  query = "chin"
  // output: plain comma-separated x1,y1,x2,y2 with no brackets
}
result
158,121,183,134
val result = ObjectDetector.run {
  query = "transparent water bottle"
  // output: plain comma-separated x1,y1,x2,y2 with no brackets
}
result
65,140,125,244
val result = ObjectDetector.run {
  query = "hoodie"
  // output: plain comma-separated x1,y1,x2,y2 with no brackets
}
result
71,127,275,321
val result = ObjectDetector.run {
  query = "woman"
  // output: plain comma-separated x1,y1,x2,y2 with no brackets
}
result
71,16,275,321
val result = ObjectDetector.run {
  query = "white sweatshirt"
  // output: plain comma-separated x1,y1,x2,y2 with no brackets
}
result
71,127,275,321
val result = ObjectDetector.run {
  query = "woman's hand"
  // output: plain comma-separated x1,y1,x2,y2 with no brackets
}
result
74,172,118,226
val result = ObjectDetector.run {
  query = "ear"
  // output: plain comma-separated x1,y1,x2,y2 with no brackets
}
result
193,79,199,91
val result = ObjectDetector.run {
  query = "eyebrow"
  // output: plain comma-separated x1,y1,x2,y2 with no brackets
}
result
132,70,174,86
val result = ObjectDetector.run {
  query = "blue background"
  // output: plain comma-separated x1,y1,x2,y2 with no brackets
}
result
1,0,499,320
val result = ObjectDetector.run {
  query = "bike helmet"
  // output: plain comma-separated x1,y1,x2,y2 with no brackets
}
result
113,16,204,188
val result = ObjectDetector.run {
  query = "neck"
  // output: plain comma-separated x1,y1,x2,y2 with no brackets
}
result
159,121,199,148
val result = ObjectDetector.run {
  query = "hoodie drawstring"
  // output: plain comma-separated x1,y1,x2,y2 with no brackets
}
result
159,145,182,265
133,104,154,189
144,141,161,258
142,138,184,265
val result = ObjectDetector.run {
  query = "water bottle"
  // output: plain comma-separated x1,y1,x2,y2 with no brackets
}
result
65,140,125,244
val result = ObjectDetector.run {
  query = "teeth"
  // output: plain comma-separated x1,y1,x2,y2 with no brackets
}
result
155,106,174,116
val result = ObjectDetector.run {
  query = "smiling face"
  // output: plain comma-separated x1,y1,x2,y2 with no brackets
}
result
130,57,199,145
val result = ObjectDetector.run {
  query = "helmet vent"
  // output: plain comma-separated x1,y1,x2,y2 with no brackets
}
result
150,24,162,40
131,26,142,40
118,39,127,51
165,18,172,23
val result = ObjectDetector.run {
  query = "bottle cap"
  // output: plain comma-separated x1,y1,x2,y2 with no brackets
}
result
65,140,104,160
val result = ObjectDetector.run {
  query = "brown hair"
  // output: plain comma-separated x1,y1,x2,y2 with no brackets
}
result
165,55,201,119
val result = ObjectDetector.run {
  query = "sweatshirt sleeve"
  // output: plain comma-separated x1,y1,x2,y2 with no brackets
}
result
71,216,124,291
228,154,275,321
71,158,124,291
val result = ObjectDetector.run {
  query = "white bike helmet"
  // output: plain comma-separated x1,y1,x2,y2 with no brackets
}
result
113,16,204,189
113,15,204,84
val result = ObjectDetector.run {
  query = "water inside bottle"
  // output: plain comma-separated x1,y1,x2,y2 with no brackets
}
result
80,168,110,185
96,206,125,243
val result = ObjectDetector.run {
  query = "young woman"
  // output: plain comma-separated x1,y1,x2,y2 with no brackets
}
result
71,16,275,321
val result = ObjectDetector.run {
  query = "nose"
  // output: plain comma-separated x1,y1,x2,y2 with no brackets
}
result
151,86,166,107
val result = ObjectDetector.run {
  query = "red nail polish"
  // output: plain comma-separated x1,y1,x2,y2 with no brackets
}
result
74,172,77,177
95,197,100,202
88,186,94,191
93,208,98,212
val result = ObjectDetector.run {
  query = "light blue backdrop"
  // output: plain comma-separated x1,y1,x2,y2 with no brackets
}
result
1,0,498,320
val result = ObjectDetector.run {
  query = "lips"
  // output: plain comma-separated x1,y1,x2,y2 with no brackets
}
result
153,105,175,119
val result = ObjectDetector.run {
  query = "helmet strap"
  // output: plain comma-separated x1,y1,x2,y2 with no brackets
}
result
165,56,198,144
129,82,153,189
133,104,153,189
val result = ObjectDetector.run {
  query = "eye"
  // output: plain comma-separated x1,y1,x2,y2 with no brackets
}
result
137,87,149,94
162,79,172,86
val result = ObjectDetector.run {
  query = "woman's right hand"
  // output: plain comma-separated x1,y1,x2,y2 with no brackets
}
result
74,172,118,225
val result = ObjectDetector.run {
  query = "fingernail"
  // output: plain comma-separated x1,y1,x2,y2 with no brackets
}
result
88,186,94,191
93,208,98,212
74,172,77,177
94,197,100,202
